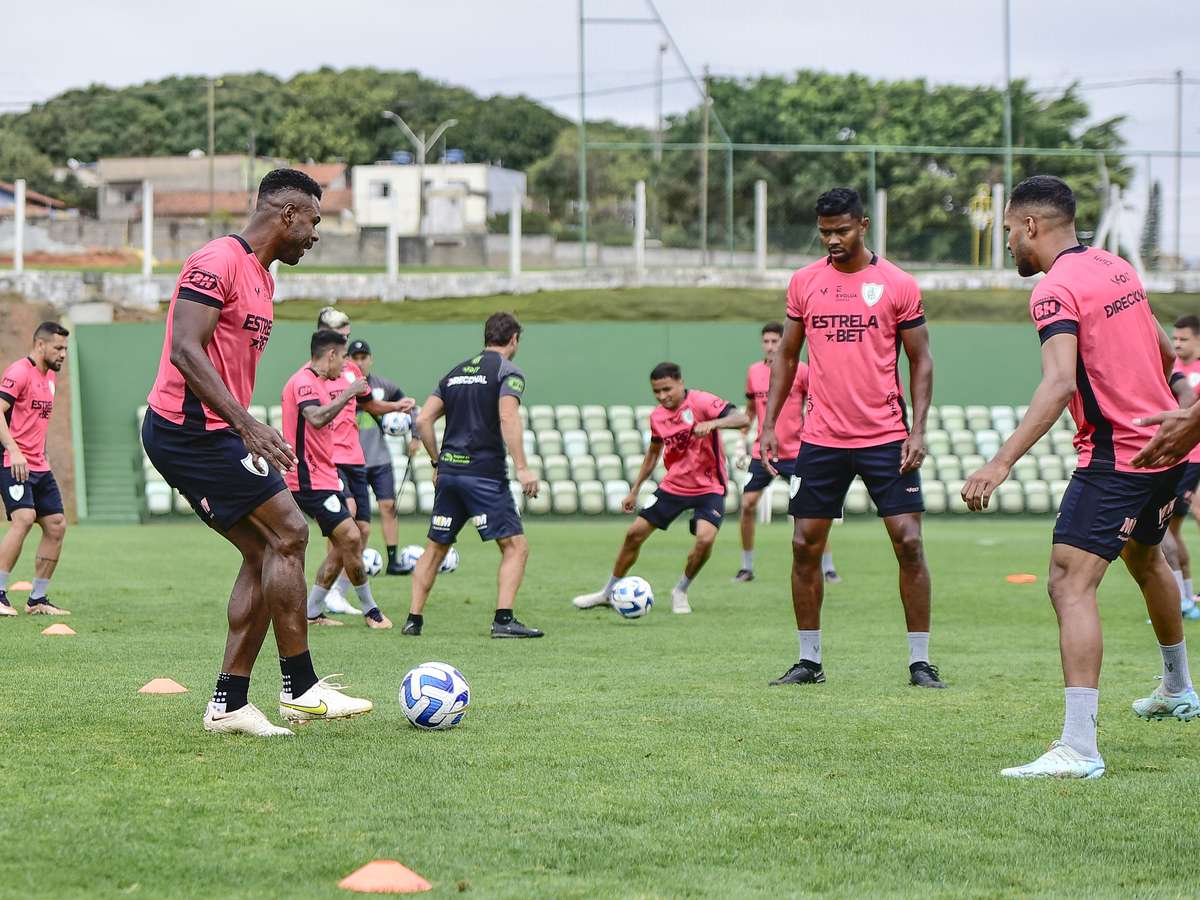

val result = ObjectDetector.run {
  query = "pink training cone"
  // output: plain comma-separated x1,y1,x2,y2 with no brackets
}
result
1006,574,1038,585
11,581,33,591
41,624,75,636
338,860,432,894
139,678,189,694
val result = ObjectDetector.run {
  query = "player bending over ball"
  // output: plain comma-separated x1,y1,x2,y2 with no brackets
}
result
0,322,71,617
573,362,749,615
963,175,1197,779
282,330,391,629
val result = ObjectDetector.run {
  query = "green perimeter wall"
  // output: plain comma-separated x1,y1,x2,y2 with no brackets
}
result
75,321,1044,521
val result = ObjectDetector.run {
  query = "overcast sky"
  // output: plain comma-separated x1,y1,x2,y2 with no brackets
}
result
6,0,1200,255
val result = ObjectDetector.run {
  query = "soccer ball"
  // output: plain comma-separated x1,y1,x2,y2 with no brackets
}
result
381,411,411,437
396,544,424,573
362,547,383,576
611,576,653,618
399,662,470,730
439,547,460,573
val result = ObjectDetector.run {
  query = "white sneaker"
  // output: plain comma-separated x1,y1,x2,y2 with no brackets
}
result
323,587,359,615
203,702,294,737
279,675,373,723
671,588,692,614
1000,741,1105,779
572,590,610,610
1132,683,1200,721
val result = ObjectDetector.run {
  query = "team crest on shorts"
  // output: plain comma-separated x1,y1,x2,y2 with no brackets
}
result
323,494,342,513
789,476,802,499
862,283,885,306
8,484,24,501
240,453,268,476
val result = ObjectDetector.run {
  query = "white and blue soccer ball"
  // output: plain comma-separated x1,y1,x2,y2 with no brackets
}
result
397,544,425,573
611,576,653,618
361,547,383,577
399,661,470,730
381,411,412,437
439,547,460,574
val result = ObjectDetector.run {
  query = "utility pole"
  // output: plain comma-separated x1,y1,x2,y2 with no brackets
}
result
1002,0,1013,202
1175,68,1184,268
247,128,257,215
207,78,217,238
653,41,667,240
699,65,710,265
578,0,588,267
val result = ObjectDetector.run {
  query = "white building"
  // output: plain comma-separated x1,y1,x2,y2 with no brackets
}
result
351,163,526,236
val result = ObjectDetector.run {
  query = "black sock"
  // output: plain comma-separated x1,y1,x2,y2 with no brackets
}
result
213,672,250,712
494,608,514,625
279,651,318,698
387,545,398,565
406,613,423,625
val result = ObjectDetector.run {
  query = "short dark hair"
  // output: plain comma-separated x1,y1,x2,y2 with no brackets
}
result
484,312,523,347
257,168,323,207
311,329,347,358
1009,175,1076,221
649,361,682,381
1176,315,1200,334
33,321,69,342
815,187,864,220
761,321,784,336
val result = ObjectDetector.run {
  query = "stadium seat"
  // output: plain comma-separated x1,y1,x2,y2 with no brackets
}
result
960,454,985,474
1050,479,1070,510
935,455,962,482
588,430,615,456
975,429,1001,458
604,480,631,513
578,480,605,515
1024,480,1051,514
1012,458,1038,483
997,481,1024,513
769,483,790,515
1060,453,1078,473
1030,435,1054,457
1051,430,1076,454
536,429,563,457
950,429,977,456
434,419,446,440
509,482,525,514
637,480,658,503
555,405,582,431
923,480,947,514
1054,410,1074,432
623,454,645,482
529,405,555,432
608,405,635,431
562,429,590,458
966,405,991,431
926,429,951,456
417,482,435,513
616,429,644,457
543,454,570,482
945,479,969,514
523,430,536,458
845,480,869,515
551,481,579,514
990,405,1016,429
570,455,597,482
173,490,192,515
721,431,741,454
920,455,937,480
653,459,667,483
412,456,434,483
248,404,268,424
1016,405,1030,420
396,483,418,515
926,407,941,431
526,481,552,514
596,454,624,482
724,486,740,514
1039,456,1065,482
940,405,966,431
268,405,284,431
518,404,529,427
581,404,608,429
145,481,172,515
635,405,655,431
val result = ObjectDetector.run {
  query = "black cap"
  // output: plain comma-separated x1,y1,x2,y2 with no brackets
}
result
348,339,371,356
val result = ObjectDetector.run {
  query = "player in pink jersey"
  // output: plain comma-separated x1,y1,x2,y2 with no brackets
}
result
0,322,70,617
141,169,372,737
573,362,748,614
761,188,941,690
732,322,838,583
963,176,1197,779
1158,315,1200,620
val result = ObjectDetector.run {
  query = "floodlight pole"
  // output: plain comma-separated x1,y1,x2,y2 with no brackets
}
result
382,110,458,238
207,78,217,238
1002,0,1013,203
653,41,667,240
578,0,588,268
1174,68,1183,268
700,66,710,265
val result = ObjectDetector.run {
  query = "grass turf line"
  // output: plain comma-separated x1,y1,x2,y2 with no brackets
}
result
0,518,1196,898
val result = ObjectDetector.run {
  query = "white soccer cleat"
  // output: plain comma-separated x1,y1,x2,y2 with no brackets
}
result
572,589,610,610
1000,741,1105,779
279,675,373,723
671,588,692,615
1132,683,1200,721
323,587,359,616
203,702,294,737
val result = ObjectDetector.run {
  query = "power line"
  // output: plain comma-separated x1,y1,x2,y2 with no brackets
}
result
535,75,693,103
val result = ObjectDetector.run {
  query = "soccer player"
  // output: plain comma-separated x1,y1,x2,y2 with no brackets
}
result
761,187,942,689
141,168,371,737
733,322,838,584
1159,315,1200,620
282,330,391,629
347,339,418,575
573,362,749,614
403,312,542,638
0,322,71,617
963,175,1197,779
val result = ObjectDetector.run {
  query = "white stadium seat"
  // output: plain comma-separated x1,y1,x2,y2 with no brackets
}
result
562,429,590,458
578,481,605,515
923,480,947,514
551,481,579,514
604,480,631,513
555,405,582,431
526,481,552,515
145,481,173,515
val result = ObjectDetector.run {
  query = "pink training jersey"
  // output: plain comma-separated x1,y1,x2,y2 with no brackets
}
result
650,389,736,496
148,235,274,431
1172,357,1200,464
281,365,340,492
746,360,808,459
1031,245,1175,473
330,358,369,465
0,357,56,471
786,254,924,448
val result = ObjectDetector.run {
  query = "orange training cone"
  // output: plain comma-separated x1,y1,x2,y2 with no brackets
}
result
1006,573,1037,585
11,581,33,591
139,678,189,694
41,624,75,636
338,861,432,894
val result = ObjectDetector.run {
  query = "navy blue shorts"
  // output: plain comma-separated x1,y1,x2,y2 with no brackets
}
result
366,463,396,503
428,472,523,545
337,464,371,523
292,489,353,537
0,467,64,520
638,488,724,533
141,409,287,532
1054,464,1186,561
790,440,923,519
1173,462,1200,517
744,457,796,493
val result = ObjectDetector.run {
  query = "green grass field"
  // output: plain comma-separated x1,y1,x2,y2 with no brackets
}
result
1,517,1197,898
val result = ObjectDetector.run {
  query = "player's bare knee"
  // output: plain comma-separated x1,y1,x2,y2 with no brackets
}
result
891,530,925,567
40,515,66,542
9,510,35,535
791,535,822,567
273,517,309,560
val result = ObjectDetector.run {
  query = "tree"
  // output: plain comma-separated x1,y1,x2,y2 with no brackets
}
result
1141,180,1162,269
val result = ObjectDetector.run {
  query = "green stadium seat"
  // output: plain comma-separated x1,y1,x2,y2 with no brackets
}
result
543,454,570,482
997,481,1024,513
562,429,590,458
536,429,563,457
923,480,947,514
417,482,435,513
570,456,596,482
604,480,631,513
1012,457,1038,483
596,454,624,482
526,481,552,515
960,454,985,474
555,405,582,431
1038,456,1065,482
587,430,615,456
145,481,172,515
940,405,966,431
623,454,644,482
635,405,655,431
608,405,635,431
926,429,951,456
945,479,968,514
581,404,607,426
934,455,962,482
845,480,869,515
578,481,605,515
529,405,555,432
616,429,643,457
1023,480,1051,514
551,481,579,514
966,405,991,431
950,429,976,456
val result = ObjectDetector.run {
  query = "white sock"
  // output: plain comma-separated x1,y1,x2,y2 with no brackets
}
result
334,571,352,594
675,574,691,593
352,580,377,615
797,629,821,664
1172,569,1187,604
603,575,620,598
1061,687,1100,759
30,578,50,601
0,570,8,592
741,550,754,571
1160,640,1193,693
907,632,930,666
821,551,834,572
306,585,329,618
1186,578,1195,600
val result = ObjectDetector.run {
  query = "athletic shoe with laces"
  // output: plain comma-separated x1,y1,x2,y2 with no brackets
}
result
823,569,842,584
768,659,826,685
732,569,755,583
279,675,373,722
1001,740,1105,779
307,614,343,627
909,661,946,688
386,561,409,576
322,587,360,616
1131,681,1200,721
203,702,294,737
572,589,610,609
401,617,422,636
364,608,393,629
1183,597,1200,621
490,618,544,638
27,598,69,615
0,592,15,617
671,588,692,614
